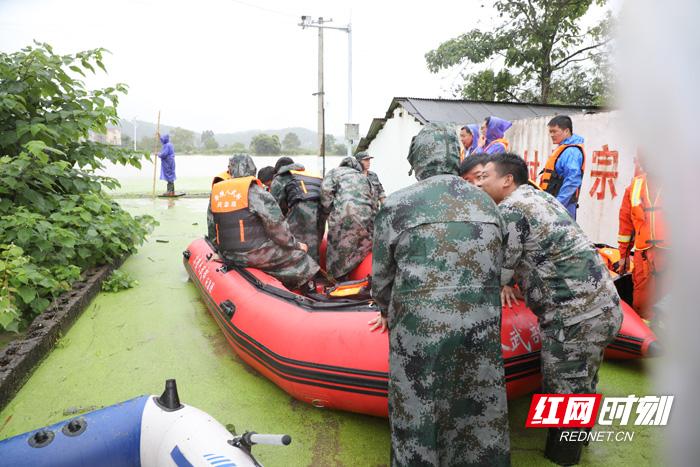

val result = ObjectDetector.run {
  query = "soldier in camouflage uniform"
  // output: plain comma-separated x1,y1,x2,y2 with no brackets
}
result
478,153,622,466
320,156,374,279
270,159,324,262
355,151,386,212
207,154,319,290
370,123,511,467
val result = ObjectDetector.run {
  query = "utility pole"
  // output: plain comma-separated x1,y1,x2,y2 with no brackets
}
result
299,15,354,175
317,18,326,175
132,117,137,151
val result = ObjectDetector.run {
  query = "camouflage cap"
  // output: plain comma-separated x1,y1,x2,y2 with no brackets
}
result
407,122,460,181
355,151,373,161
228,154,257,178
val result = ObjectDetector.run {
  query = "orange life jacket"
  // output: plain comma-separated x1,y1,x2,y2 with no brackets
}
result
629,175,667,251
483,138,509,153
538,144,585,201
212,171,231,186
211,176,266,253
286,169,322,207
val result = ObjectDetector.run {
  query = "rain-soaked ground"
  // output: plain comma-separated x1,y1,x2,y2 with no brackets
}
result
0,196,661,466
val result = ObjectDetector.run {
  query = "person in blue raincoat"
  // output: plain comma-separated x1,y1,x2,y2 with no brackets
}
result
458,123,480,161
539,115,586,219
479,116,512,154
158,133,176,195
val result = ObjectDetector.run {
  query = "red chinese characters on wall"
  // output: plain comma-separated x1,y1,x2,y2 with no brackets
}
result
589,145,619,200
523,149,540,181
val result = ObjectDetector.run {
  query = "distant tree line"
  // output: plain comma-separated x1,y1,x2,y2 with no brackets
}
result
132,130,347,156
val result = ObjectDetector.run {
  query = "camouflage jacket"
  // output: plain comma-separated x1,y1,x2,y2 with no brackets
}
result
371,122,511,466
320,157,375,278
372,123,505,321
270,163,323,262
367,171,385,208
500,184,619,327
208,155,318,288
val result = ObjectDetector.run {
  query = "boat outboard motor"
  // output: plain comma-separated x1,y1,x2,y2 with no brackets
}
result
0,379,292,467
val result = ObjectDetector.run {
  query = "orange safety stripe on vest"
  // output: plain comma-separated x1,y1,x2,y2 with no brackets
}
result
538,144,586,191
630,175,667,250
210,176,262,214
483,138,509,153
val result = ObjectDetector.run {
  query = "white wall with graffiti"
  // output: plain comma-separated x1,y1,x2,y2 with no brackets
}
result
508,110,634,245
370,109,631,246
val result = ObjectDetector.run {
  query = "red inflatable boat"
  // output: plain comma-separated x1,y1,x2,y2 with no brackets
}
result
184,238,658,418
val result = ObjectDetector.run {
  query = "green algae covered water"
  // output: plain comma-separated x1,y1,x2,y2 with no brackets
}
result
0,197,661,466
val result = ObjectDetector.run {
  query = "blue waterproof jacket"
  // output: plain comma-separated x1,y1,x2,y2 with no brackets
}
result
464,123,480,157
482,117,512,154
158,134,176,182
553,134,585,219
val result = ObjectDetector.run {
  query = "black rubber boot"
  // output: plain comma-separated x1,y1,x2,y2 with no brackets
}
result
545,428,584,466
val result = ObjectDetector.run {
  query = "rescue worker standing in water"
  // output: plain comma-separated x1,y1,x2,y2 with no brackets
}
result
369,123,511,467
158,133,176,195
270,157,324,262
539,115,586,219
208,154,319,290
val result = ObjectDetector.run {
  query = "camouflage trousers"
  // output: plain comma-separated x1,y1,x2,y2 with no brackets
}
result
286,202,322,264
540,306,623,394
222,242,319,290
388,295,511,467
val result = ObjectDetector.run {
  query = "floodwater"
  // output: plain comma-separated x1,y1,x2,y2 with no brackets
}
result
0,198,660,466
99,154,345,196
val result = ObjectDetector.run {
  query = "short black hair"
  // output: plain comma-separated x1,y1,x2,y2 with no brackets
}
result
257,166,274,182
548,115,573,133
487,152,529,186
274,156,294,173
459,153,487,176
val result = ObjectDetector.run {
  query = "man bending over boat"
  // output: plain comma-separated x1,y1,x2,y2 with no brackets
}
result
208,154,319,291
270,157,324,263
369,123,511,466
478,153,622,466
320,156,375,281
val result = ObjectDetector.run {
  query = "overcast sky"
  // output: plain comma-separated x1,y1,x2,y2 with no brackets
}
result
0,0,613,136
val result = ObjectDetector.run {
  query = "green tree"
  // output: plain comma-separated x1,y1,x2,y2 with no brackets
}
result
169,127,195,152
425,0,613,105
201,130,219,150
250,134,281,155
227,142,247,153
282,132,301,151
0,42,155,331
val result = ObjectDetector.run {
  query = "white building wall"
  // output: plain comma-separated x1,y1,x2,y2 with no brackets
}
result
365,109,631,245
508,111,634,245
366,107,424,195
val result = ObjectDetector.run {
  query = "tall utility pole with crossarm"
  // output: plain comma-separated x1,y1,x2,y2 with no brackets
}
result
299,15,354,175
